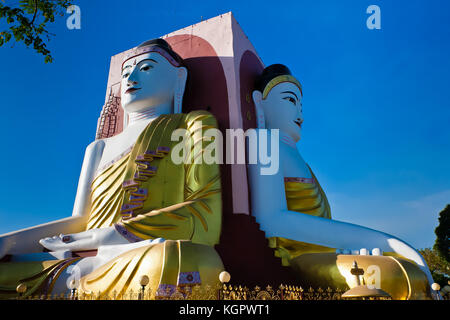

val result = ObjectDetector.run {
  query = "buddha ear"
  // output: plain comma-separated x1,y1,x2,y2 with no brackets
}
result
252,90,265,129
174,67,188,114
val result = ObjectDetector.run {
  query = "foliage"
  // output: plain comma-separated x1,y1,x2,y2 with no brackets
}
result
434,204,450,262
0,0,73,63
419,247,450,287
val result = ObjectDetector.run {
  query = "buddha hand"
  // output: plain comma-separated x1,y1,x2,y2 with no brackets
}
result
39,226,130,252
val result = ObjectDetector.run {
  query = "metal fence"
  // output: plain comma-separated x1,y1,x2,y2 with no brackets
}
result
15,285,450,300
16,284,346,300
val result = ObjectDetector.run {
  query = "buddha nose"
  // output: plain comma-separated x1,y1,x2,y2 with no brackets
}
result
127,78,138,87
127,69,139,86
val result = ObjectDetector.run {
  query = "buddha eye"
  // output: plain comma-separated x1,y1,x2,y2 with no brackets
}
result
122,72,130,79
140,65,153,71
283,96,297,105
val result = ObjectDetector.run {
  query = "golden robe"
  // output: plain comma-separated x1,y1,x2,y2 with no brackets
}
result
268,169,334,267
86,111,222,245
0,111,224,299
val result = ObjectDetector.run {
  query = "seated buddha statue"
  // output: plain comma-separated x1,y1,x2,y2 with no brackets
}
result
248,64,437,299
0,39,224,298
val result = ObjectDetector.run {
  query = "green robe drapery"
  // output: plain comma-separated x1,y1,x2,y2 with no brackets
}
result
268,168,334,266
87,110,222,246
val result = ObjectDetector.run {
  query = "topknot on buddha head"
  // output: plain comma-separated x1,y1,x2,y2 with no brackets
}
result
255,64,303,100
122,38,185,69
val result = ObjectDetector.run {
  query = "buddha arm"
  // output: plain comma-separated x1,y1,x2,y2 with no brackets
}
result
118,199,200,243
247,153,434,284
0,140,104,256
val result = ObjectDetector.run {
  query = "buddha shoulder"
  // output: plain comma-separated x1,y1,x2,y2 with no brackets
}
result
184,110,218,129
85,139,105,156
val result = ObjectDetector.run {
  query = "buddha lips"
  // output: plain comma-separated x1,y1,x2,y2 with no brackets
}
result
120,146,170,220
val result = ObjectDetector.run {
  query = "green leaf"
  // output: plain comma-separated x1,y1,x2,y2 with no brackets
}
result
0,0,74,62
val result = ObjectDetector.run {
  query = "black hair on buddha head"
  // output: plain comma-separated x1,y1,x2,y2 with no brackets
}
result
255,64,293,92
137,38,185,67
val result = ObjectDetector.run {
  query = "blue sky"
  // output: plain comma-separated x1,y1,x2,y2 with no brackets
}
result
0,0,449,249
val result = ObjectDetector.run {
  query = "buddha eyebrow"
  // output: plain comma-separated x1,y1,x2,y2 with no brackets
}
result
281,91,299,101
138,59,158,65
122,59,158,73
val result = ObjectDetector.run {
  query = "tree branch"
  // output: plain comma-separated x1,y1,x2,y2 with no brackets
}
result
30,0,38,25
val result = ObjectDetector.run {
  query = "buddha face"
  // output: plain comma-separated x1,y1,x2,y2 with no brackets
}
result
120,52,180,113
254,82,303,142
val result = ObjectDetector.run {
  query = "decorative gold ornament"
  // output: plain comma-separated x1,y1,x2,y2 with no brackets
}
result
262,75,303,100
